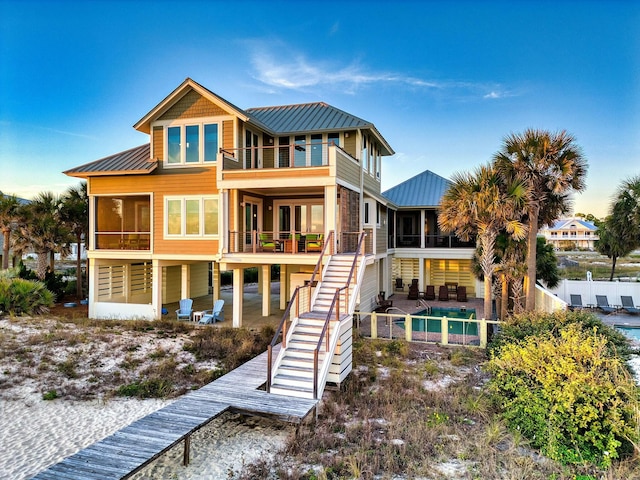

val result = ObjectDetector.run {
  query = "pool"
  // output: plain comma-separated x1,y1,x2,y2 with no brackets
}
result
396,307,478,335
616,326,640,343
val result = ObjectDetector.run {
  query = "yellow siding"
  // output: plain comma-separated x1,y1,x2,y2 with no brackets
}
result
159,90,230,120
91,170,219,256
343,131,357,158
222,167,329,181
152,127,163,160
223,120,234,149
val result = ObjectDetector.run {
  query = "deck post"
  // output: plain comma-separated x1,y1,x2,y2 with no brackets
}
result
183,433,191,466
404,314,412,342
441,317,449,345
479,319,488,348
370,313,377,339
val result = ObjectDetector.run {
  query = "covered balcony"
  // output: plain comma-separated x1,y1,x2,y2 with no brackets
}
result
94,195,151,251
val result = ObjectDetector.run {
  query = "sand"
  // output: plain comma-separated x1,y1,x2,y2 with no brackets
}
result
1,390,294,479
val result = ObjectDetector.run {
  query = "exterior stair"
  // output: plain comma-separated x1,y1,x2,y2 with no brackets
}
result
270,254,361,399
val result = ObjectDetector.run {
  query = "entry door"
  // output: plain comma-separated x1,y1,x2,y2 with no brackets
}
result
244,202,259,250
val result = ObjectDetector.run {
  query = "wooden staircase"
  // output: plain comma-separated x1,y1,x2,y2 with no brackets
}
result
269,252,363,399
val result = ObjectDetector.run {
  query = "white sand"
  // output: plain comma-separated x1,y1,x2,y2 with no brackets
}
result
0,390,293,480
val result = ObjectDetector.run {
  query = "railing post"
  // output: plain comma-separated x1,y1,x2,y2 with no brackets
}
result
405,314,412,342
252,230,257,253
479,318,487,348
442,317,449,345
313,350,319,399
266,345,272,392
371,312,377,339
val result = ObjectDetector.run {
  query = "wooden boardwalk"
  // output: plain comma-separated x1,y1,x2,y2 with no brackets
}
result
32,346,318,479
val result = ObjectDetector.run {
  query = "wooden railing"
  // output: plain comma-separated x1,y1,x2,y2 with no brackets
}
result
221,141,339,169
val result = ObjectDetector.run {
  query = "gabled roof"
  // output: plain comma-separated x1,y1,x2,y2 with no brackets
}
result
133,78,264,134
246,102,394,155
545,218,598,231
382,169,451,208
64,144,156,178
0,192,30,205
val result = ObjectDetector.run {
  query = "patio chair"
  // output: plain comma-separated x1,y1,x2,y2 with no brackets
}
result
424,285,436,301
375,294,393,313
305,233,324,252
176,298,193,321
568,294,584,311
456,286,467,302
408,283,419,300
595,295,616,314
259,233,279,252
438,285,449,301
395,278,404,291
621,296,639,314
199,299,225,324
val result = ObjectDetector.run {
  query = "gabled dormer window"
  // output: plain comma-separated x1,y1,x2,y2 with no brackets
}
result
166,122,219,165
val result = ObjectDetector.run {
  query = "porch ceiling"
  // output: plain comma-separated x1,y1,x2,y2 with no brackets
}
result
242,186,325,197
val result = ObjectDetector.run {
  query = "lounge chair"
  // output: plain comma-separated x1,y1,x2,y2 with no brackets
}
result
199,299,225,324
568,294,584,311
375,294,393,313
305,233,324,252
424,285,436,301
438,285,449,301
395,278,404,291
456,286,467,302
595,295,617,314
408,284,419,300
621,296,639,314
259,233,279,252
176,298,193,321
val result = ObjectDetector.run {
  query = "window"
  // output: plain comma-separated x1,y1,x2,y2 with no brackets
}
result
94,195,151,250
164,196,218,238
165,122,219,165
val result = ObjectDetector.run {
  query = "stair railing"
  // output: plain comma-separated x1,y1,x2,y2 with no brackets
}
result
312,231,366,399
266,231,334,393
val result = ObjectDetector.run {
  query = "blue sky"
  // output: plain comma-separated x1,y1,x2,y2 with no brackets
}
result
1,0,638,218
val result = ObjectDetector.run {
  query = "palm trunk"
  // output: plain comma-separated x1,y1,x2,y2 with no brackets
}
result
2,227,10,270
36,252,48,280
500,273,508,320
525,209,539,311
609,256,618,281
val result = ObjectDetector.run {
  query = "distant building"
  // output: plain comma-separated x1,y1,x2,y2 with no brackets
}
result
539,218,599,251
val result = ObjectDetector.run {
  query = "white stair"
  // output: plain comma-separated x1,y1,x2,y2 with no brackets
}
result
270,254,360,399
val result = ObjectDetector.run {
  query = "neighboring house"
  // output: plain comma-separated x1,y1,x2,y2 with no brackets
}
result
539,218,599,251
0,192,30,267
381,170,477,297
63,78,477,323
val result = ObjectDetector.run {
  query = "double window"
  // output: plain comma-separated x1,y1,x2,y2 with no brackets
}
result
165,196,218,238
166,122,219,165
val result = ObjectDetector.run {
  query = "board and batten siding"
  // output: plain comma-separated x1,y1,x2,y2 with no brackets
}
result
90,170,220,256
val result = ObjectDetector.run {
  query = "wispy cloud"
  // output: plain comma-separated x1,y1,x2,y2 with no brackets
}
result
41,127,97,140
246,40,513,100
1,120,97,140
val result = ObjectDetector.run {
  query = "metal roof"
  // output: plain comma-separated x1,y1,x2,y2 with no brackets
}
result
246,102,371,133
382,169,452,207
546,218,598,231
64,144,156,177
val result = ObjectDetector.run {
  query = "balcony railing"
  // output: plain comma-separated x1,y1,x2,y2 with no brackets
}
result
390,234,475,249
95,233,151,250
221,141,346,170
226,230,373,255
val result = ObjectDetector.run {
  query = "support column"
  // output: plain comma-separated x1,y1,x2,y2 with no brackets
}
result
181,264,190,299
418,259,425,291
232,268,243,328
152,259,163,320
211,262,220,301
279,264,288,310
88,258,97,319
262,264,271,317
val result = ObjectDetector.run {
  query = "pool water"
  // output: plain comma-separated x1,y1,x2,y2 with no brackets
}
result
616,326,640,343
396,307,478,335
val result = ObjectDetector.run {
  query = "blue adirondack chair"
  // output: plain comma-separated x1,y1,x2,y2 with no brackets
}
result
199,299,225,324
176,298,193,321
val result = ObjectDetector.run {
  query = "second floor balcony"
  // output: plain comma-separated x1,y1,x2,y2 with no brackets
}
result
389,234,475,249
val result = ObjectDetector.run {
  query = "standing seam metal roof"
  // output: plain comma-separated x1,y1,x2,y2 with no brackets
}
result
382,169,452,207
246,102,371,134
64,144,156,176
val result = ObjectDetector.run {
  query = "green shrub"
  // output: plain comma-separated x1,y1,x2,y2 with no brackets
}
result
0,278,54,315
488,322,639,467
116,377,174,398
42,389,58,401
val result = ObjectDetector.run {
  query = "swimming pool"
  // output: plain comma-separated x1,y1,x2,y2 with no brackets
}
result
616,326,640,343
396,307,478,335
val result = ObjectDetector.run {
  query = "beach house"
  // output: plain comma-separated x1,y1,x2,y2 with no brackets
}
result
64,78,478,325
539,217,599,251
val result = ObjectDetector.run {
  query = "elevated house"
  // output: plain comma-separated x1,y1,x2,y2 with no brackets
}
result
539,217,599,251
64,78,476,397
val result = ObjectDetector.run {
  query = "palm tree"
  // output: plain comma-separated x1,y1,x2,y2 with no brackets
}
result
0,193,21,270
15,192,70,280
494,129,587,311
439,163,528,320
60,183,88,299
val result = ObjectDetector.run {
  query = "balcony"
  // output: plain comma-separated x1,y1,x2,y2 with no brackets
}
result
390,234,475,249
95,232,151,250
225,231,373,255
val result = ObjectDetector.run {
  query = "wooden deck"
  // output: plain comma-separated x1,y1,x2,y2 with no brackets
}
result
32,346,318,480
